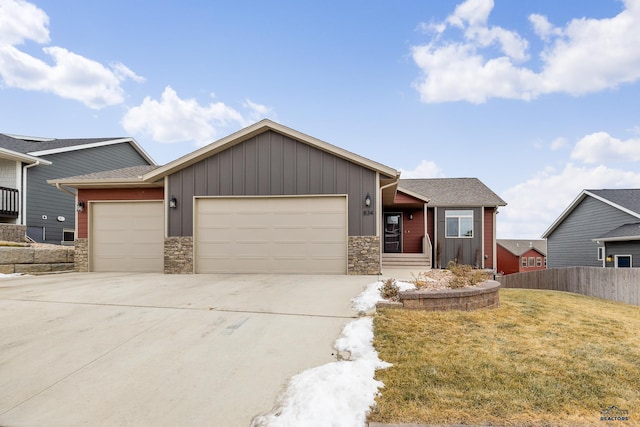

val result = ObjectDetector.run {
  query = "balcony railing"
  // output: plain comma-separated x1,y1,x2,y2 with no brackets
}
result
0,186,19,218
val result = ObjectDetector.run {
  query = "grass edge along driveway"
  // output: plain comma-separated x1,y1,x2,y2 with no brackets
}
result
370,288,640,427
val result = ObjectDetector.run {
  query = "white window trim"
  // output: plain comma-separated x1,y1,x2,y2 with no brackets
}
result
445,210,474,239
615,255,632,268
597,247,605,261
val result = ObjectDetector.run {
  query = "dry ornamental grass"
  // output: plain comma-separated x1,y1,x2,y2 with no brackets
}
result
370,289,640,426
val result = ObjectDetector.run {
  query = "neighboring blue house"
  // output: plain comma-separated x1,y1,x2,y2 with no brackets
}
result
0,134,155,244
542,189,640,268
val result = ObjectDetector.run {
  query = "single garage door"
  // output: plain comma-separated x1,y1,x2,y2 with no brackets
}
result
90,201,164,272
195,196,347,274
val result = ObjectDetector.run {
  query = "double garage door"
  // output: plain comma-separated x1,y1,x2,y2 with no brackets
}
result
195,196,347,274
90,197,347,274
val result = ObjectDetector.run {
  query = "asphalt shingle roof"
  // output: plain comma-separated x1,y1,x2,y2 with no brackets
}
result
588,189,640,216
497,239,547,256
0,133,126,154
52,165,159,181
596,222,640,240
399,178,507,207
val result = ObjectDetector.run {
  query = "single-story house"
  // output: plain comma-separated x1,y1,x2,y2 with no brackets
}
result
0,133,155,244
50,120,506,274
496,239,547,275
542,189,640,268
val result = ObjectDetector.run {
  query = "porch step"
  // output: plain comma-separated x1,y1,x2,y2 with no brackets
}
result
382,253,431,268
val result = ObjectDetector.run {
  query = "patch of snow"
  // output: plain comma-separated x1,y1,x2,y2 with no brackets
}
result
251,317,390,427
252,280,416,426
0,273,22,279
350,280,415,312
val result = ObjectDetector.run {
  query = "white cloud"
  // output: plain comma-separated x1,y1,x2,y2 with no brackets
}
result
0,0,49,45
412,0,640,103
550,137,568,151
0,0,142,108
399,160,446,178
498,163,640,238
243,99,275,121
571,131,640,163
122,86,250,146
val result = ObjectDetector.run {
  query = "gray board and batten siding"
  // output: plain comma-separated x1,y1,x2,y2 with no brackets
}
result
27,143,151,244
167,130,378,237
435,206,483,267
546,195,640,268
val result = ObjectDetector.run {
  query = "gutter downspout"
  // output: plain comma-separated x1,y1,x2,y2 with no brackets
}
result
21,161,41,226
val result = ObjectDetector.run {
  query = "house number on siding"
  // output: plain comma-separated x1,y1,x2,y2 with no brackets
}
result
363,210,374,216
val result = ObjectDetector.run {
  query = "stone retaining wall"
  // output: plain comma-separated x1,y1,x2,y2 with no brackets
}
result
0,224,26,243
0,245,74,274
378,280,501,311
348,236,380,275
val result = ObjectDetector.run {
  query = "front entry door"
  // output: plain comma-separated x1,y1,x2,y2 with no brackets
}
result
384,213,402,253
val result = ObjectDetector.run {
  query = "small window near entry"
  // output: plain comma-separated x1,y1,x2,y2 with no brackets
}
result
445,210,473,238
521,257,527,267
536,257,542,267
597,247,605,261
62,228,75,243
615,255,632,268
528,257,535,267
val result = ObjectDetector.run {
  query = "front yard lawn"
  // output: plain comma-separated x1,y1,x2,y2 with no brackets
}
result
370,289,640,426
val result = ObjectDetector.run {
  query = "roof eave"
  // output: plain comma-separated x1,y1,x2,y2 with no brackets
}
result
48,178,163,189
593,235,640,243
0,147,52,165
29,137,157,166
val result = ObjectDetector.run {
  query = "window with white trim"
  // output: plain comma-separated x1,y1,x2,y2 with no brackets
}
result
445,210,473,238
536,257,542,267
521,257,527,267
528,257,535,267
597,247,605,261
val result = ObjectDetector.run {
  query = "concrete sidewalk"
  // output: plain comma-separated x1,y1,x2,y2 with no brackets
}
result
0,272,375,426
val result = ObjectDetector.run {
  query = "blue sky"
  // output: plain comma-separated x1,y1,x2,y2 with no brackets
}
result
2,0,640,239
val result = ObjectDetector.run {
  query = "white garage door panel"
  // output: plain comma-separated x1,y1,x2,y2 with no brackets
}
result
195,197,347,274
91,202,164,272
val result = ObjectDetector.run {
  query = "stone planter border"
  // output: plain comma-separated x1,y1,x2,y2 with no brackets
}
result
377,280,501,311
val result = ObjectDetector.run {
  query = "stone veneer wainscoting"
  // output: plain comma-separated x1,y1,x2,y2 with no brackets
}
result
74,238,88,272
0,224,26,243
348,236,380,275
164,236,193,274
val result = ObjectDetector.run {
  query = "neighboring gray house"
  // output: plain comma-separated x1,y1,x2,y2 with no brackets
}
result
0,134,155,244
542,189,640,268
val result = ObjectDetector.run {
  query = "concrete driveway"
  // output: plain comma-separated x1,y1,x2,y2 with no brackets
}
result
0,272,375,426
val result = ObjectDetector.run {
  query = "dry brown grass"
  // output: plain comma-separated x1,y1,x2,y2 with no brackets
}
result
370,289,640,426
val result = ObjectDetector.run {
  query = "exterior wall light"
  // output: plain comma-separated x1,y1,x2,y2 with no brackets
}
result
76,201,85,212
364,193,371,207
169,197,178,209
606,255,613,263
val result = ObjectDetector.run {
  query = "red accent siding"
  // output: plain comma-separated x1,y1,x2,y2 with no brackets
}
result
483,208,494,269
77,188,164,238
496,244,519,274
497,246,547,275
394,191,423,204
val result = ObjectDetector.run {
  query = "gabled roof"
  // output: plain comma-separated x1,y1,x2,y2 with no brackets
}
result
48,165,162,188
398,178,506,207
143,119,398,181
0,133,156,165
0,147,52,165
593,222,640,242
542,189,640,238
497,239,547,256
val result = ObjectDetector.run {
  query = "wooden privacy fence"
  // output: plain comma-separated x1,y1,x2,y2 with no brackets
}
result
496,267,640,306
